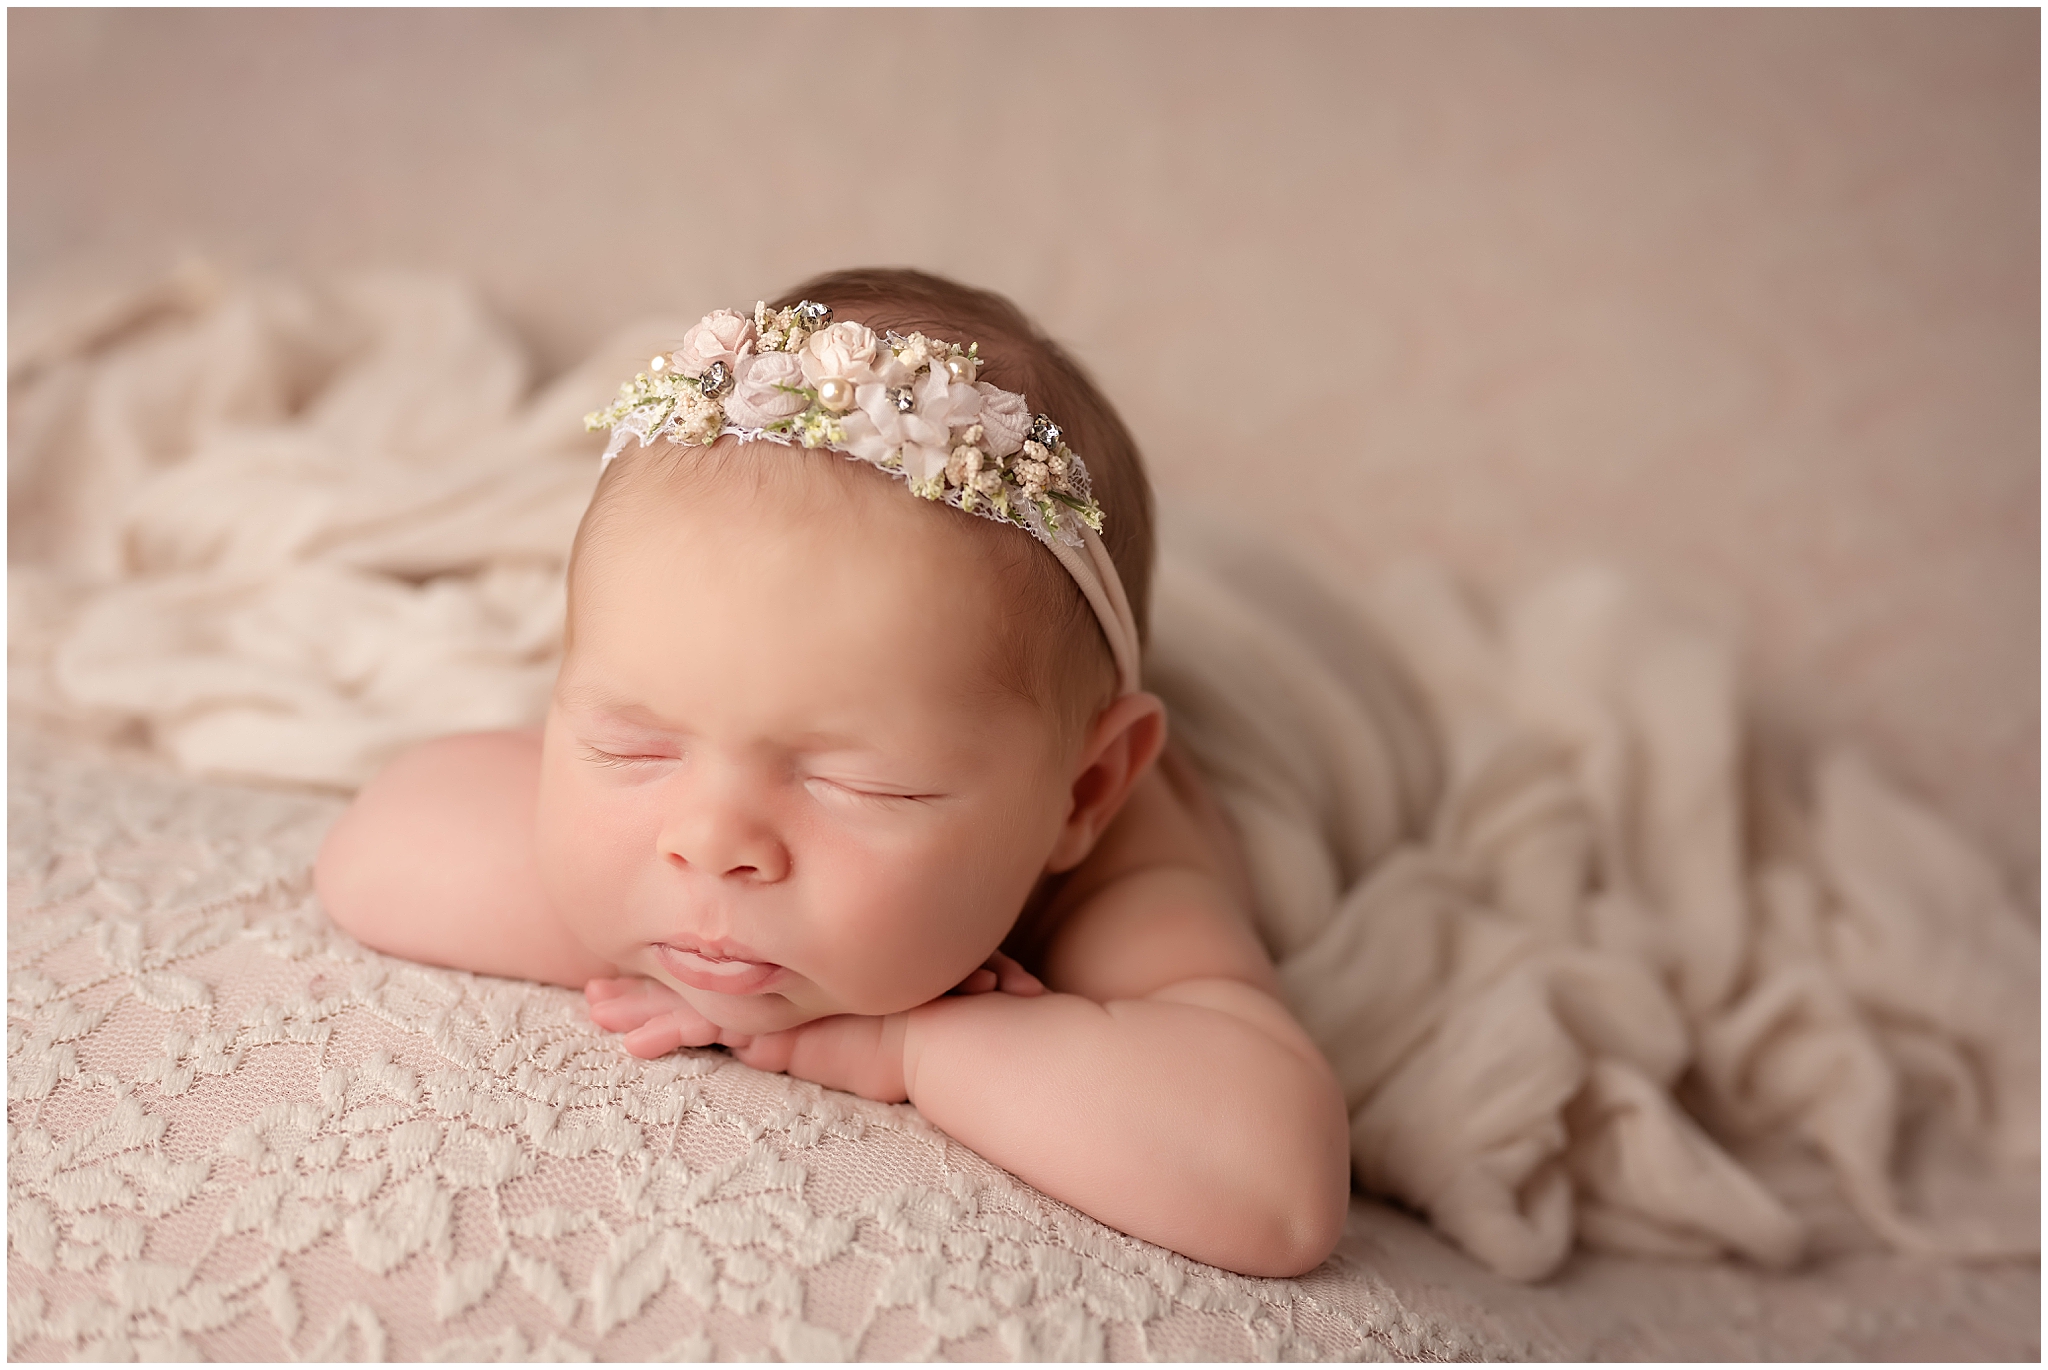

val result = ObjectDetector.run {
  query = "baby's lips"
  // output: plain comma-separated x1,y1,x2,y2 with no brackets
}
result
652,941,787,996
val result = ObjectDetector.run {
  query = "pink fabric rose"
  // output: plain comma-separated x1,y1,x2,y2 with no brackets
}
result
676,309,755,378
722,352,808,428
800,321,884,388
975,383,1031,457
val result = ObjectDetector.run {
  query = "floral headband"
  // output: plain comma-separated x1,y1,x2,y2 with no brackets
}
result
584,300,1141,694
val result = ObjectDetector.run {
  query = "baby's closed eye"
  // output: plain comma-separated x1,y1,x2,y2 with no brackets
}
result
580,745,679,769
802,776,939,807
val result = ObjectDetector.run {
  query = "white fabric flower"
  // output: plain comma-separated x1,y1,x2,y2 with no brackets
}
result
843,389,935,476
676,310,756,378
975,383,1031,458
800,321,884,389
842,367,983,484
722,352,808,428
904,366,984,483
916,362,983,430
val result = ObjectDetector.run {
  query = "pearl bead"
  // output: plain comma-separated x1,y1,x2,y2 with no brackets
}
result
945,355,978,384
648,355,666,372
818,378,855,413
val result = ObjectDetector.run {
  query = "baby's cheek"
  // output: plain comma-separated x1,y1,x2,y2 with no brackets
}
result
814,846,1021,1014
534,772,648,948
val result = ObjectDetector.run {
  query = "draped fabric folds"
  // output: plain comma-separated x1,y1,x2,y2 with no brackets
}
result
1150,520,2037,1278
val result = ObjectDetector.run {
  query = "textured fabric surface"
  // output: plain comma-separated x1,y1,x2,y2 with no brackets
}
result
1341,1199,2041,1362
1148,523,2039,1282
8,735,2038,1360
6,735,1497,1362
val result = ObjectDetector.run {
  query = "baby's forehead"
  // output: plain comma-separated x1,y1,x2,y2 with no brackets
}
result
568,440,1098,731
588,441,965,556
573,443,1032,624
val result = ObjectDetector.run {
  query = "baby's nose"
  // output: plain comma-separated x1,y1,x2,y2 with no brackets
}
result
660,807,790,884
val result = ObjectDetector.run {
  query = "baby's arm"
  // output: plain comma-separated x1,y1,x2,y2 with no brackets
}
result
315,731,614,987
902,868,1350,1278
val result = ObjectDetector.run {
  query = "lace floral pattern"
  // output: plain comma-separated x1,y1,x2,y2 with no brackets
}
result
6,735,1484,1362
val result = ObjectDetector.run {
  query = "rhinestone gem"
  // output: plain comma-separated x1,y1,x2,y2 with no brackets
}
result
797,300,832,326
889,387,916,413
699,360,733,396
1029,415,1062,448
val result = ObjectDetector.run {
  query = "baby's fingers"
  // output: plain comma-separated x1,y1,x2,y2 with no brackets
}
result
620,1016,686,1059
583,977,639,1003
584,976,688,1032
728,1029,798,1075
621,1009,720,1058
987,950,1047,997
952,967,1000,995
946,950,1045,998
584,977,722,1058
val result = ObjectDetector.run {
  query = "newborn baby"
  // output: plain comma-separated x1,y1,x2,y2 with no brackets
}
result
316,268,1349,1278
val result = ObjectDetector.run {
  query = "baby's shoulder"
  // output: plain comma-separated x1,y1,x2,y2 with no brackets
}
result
315,730,612,988
1094,743,1256,903
1020,743,1278,1003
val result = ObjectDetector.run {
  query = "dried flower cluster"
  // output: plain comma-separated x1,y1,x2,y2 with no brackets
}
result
585,302,1105,547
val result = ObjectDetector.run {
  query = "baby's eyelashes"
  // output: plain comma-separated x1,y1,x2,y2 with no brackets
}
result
802,777,936,808
579,745,679,769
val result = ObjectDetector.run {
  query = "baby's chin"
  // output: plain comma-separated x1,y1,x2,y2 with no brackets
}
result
674,974,941,1038
673,980,846,1038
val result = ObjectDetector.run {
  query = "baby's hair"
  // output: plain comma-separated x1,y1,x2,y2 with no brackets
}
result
569,268,1156,739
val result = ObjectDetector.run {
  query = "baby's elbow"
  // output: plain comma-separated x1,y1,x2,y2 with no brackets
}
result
1276,1177,1351,1277
1232,1080,1353,1277
315,798,394,951
1231,1156,1350,1278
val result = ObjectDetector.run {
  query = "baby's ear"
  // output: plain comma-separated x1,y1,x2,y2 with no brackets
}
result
1046,691,1168,872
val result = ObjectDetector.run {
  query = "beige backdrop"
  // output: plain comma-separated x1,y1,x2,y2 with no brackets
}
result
9,8,2038,895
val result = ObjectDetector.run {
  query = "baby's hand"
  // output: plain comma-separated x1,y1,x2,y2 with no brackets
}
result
584,976,745,1058
945,949,1047,998
720,951,1046,1102
582,951,1043,1065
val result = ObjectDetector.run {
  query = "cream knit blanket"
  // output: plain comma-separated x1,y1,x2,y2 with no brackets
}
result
12,269,2036,1282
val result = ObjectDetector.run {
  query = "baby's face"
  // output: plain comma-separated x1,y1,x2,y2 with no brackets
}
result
536,454,1075,1035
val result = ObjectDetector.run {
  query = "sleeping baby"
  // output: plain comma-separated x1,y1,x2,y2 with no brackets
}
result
315,268,1350,1278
